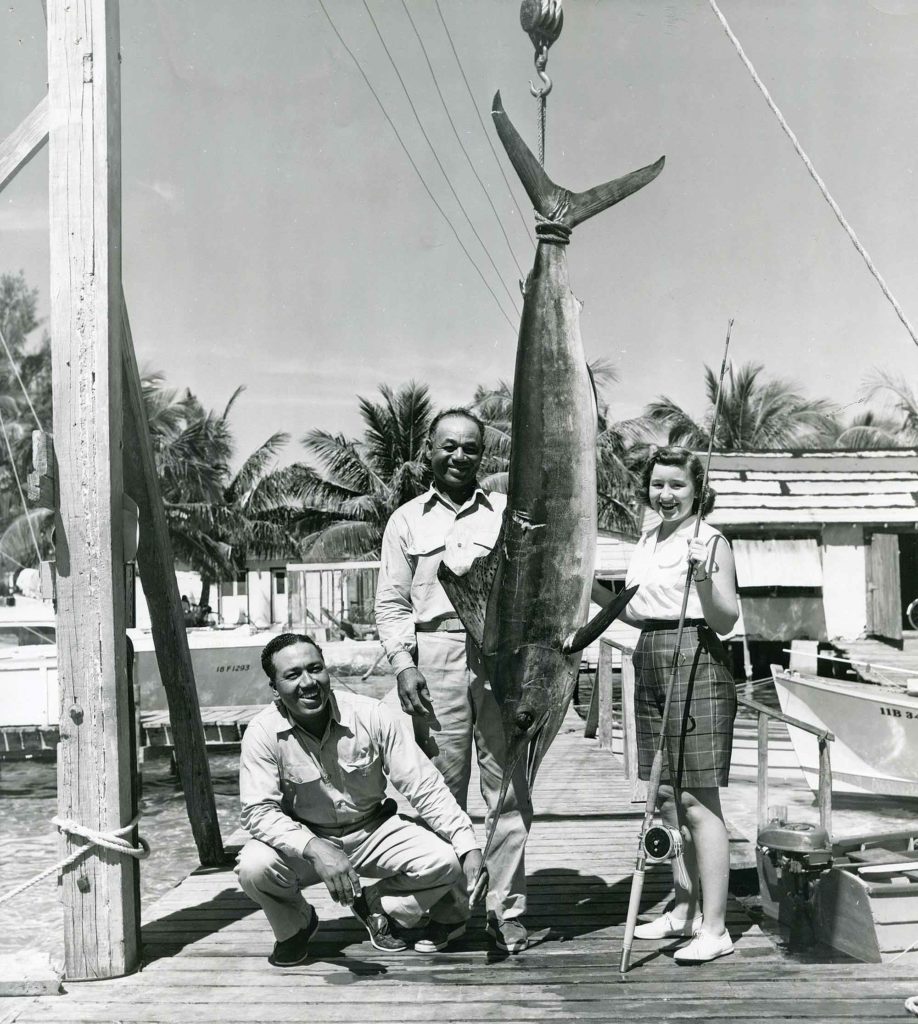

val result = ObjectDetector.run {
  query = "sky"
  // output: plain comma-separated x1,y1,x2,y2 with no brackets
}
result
3,0,918,468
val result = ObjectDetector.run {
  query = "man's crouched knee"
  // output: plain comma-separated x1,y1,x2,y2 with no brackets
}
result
235,839,300,897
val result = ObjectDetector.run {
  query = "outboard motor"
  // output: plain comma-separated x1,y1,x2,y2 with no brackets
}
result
756,816,832,949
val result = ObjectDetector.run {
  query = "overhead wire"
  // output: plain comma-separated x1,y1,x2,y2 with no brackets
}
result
315,0,518,334
434,0,535,250
708,0,918,350
0,323,43,431
400,0,527,280
359,0,522,319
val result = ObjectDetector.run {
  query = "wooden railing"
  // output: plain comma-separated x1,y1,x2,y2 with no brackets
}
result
595,637,836,835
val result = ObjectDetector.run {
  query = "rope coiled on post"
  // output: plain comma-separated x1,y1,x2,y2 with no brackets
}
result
0,814,149,908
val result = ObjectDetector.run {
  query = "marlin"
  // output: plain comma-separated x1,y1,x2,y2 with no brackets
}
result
438,92,664,877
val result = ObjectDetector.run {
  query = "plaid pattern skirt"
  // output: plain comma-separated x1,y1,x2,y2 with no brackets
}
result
632,624,737,789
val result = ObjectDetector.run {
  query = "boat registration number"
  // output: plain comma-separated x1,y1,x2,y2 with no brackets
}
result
879,706,917,719
216,664,252,673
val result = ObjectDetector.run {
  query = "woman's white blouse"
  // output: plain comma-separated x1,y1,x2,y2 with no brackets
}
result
625,519,726,621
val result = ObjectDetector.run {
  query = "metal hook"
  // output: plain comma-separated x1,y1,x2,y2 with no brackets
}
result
529,66,552,98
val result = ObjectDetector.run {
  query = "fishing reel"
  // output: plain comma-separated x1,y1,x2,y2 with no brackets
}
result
642,825,690,889
642,825,683,863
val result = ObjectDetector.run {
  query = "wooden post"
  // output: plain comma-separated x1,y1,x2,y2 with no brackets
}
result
48,0,139,978
817,737,833,839
0,96,49,194
757,713,770,831
596,639,615,750
121,299,224,866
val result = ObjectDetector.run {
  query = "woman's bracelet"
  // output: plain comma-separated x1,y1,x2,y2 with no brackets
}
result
692,569,710,583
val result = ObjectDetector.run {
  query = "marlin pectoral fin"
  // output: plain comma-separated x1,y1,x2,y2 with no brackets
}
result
437,514,505,651
491,91,664,229
562,584,639,655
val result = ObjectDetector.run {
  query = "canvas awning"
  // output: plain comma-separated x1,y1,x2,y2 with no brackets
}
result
732,538,822,588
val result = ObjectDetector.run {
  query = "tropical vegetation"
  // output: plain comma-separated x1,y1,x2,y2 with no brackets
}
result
2,268,917,580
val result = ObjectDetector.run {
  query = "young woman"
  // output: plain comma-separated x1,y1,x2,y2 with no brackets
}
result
595,445,739,963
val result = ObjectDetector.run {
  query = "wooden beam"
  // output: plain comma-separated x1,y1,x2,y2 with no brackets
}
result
0,95,49,195
120,295,225,867
48,0,139,979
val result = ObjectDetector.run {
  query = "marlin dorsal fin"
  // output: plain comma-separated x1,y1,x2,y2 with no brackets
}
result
491,91,664,230
437,515,505,651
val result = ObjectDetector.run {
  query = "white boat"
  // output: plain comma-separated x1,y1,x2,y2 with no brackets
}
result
771,666,918,799
0,601,388,729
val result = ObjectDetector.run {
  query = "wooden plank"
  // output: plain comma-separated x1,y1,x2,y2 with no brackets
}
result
866,532,903,644
48,0,140,979
0,94,48,195
121,298,224,867
0,952,61,996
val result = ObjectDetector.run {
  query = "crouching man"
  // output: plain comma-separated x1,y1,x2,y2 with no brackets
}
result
236,633,483,966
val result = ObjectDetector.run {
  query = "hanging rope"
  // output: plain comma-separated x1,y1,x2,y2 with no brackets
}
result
521,0,563,168
0,323,43,431
0,404,41,563
0,814,149,908
708,0,918,350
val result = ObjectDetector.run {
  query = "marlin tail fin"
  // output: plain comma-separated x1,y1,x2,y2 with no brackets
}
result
491,91,664,230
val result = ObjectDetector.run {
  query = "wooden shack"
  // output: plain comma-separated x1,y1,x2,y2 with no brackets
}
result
704,449,918,659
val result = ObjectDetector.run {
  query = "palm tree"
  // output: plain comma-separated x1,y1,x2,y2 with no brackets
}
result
150,381,296,606
645,361,838,450
290,381,434,560
829,370,918,449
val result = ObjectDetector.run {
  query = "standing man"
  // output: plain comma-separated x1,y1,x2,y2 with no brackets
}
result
236,633,483,965
375,408,532,953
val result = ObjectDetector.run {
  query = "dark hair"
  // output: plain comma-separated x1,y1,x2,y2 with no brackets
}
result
261,632,324,683
640,445,716,517
428,407,485,444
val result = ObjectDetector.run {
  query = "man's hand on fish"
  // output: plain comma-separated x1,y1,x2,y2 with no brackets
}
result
304,836,362,906
396,666,433,717
460,849,484,896
463,851,488,907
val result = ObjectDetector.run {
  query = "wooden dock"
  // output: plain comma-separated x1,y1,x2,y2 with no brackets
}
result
5,710,917,1023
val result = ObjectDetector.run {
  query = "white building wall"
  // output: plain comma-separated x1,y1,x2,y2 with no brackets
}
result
134,570,202,629
821,524,867,641
247,570,273,627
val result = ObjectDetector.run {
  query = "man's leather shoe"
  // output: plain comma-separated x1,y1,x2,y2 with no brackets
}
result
268,907,319,967
350,893,409,953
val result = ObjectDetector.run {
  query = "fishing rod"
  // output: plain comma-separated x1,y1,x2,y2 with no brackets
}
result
618,318,733,977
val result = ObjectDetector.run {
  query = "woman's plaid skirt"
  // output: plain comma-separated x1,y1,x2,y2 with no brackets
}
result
632,624,737,788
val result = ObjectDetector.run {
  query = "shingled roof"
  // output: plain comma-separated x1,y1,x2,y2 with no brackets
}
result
703,449,918,527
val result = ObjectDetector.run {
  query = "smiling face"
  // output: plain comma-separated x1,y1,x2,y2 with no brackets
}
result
268,641,332,727
648,462,696,526
426,414,483,503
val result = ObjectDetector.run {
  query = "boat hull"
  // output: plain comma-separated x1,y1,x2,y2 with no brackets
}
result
1,630,390,727
771,667,918,798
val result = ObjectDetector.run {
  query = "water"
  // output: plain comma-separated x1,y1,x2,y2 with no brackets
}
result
2,674,916,968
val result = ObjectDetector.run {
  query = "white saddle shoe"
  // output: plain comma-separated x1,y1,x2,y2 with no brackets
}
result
673,929,734,963
633,912,703,940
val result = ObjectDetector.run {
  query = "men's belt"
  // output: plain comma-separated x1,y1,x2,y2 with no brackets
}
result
416,616,466,633
303,798,397,839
